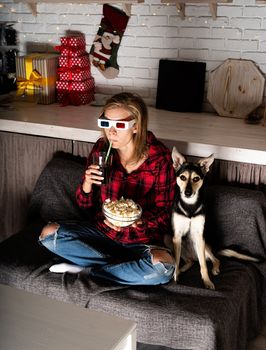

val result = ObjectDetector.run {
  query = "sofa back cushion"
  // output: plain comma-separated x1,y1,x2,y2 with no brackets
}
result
28,152,86,222
204,185,266,259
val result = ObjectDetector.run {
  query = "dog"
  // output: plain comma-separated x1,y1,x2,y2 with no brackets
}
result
167,147,259,290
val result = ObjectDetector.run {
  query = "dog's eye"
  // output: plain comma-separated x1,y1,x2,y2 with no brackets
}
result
193,176,200,182
180,175,186,181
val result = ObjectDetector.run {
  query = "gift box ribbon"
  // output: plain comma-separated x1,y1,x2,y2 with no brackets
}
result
17,69,44,96
57,66,84,80
16,55,44,96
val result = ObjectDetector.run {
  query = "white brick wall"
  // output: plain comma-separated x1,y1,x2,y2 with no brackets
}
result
1,0,266,110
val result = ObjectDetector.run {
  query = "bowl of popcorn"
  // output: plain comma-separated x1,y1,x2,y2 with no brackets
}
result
102,197,142,227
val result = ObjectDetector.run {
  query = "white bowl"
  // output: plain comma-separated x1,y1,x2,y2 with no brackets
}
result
102,198,142,227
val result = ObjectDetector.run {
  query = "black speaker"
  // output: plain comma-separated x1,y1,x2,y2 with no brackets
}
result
156,59,206,113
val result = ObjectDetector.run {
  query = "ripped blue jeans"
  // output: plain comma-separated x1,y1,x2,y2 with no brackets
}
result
39,221,175,285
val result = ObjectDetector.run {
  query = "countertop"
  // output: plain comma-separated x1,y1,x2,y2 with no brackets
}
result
0,100,265,165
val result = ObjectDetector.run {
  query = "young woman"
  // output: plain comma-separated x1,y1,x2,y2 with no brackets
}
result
39,92,176,285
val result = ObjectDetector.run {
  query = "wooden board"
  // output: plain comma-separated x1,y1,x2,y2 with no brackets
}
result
207,59,265,118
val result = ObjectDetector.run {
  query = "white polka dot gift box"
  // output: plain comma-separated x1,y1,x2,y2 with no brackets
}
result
57,46,86,58
57,67,91,82
60,35,86,49
56,77,95,106
59,54,90,69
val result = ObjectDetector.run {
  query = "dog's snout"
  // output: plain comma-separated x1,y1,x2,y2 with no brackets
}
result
185,189,192,197
185,182,193,197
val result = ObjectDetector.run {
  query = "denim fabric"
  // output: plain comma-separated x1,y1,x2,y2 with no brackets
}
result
39,221,175,285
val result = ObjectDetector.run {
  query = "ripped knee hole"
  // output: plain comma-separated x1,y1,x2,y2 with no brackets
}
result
151,249,175,265
40,223,60,239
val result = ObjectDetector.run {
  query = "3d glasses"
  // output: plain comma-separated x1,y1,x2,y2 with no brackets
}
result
98,116,135,130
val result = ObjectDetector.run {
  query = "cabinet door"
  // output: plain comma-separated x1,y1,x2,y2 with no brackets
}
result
0,132,72,241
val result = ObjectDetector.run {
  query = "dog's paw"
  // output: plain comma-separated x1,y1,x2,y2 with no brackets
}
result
212,267,220,276
203,279,215,290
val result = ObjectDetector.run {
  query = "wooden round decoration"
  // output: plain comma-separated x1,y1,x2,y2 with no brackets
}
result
207,59,265,118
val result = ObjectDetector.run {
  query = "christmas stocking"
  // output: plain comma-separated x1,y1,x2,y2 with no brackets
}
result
89,4,129,79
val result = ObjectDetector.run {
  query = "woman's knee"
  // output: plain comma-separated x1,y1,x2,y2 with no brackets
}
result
150,249,175,265
40,223,59,239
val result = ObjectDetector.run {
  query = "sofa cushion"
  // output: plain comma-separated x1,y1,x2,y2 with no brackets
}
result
28,152,86,222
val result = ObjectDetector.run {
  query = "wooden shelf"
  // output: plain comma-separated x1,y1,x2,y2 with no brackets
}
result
13,0,144,16
161,0,232,20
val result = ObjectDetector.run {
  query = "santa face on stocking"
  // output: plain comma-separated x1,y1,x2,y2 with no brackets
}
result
92,31,120,72
89,4,129,79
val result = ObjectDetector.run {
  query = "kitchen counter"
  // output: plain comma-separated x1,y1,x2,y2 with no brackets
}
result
0,100,265,165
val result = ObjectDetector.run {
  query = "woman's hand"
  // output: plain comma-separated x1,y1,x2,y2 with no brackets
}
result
82,164,104,193
103,218,143,232
103,219,121,232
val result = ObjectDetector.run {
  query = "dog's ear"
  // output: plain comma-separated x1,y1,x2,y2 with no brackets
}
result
172,147,186,171
198,154,215,174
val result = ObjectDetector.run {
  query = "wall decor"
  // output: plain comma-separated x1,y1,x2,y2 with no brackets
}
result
207,58,265,119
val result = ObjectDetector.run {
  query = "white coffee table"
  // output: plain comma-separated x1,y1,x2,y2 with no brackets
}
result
0,284,136,350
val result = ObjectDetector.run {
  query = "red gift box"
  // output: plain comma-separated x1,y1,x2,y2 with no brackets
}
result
55,45,87,58
56,78,94,92
60,35,86,49
60,47,86,57
56,77,95,106
59,54,90,68
57,90,94,105
57,67,91,81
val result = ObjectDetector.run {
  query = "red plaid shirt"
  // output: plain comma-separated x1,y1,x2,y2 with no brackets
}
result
76,131,176,245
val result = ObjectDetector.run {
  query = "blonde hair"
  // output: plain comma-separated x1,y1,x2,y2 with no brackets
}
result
102,92,148,162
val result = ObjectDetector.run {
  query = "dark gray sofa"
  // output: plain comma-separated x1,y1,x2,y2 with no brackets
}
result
0,152,265,350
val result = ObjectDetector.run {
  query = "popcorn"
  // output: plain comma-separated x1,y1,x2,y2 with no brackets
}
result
103,197,141,218
103,197,142,227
